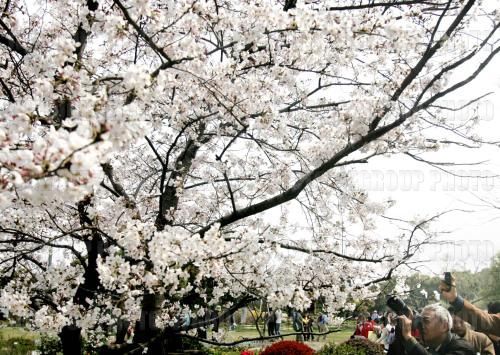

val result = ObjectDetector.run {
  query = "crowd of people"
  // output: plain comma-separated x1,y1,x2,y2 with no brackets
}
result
353,310,398,350
180,274,498,354
263,308,330,342
353,276,499,355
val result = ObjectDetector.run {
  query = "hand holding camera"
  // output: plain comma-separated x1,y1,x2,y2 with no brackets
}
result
439,272,457,303
386,296,423,333
398,315,413,340
386,296,423,355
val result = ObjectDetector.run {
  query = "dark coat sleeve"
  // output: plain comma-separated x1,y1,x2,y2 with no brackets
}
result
404,337,431,355
405,335,476,355
443,337,478,355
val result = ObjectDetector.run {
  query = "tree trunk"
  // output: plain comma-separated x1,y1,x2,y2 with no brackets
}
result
115,319,130,344
60,325,82,355
133,293,167,355
61,197,105,355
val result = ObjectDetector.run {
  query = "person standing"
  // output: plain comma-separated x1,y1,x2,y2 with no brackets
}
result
294,310,304,342
211,306,221,340
274,308,282,336
376,316,392,351
317,312,328,341
354,314,373,338
303,313,313,341
267,307,275,336
228,313,236,331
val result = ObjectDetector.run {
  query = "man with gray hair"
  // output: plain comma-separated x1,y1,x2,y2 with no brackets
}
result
399,303,476,355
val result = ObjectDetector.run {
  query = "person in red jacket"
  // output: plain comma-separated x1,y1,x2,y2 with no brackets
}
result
354,314,374,338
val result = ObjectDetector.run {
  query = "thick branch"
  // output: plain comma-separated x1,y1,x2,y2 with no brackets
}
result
369,0,476,131
196,111,409,236
278,243,392,263
0,18,27,55
0,77,15,102
327,0,446,11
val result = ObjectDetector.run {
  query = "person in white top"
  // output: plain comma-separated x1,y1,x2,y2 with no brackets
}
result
274,309,282,335
376,316,394,351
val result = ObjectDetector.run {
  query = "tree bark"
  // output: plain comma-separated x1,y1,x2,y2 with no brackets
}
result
59,197,105,355
60,325,83,355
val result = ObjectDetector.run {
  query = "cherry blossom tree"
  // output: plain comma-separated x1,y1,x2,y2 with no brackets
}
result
0,0,498,353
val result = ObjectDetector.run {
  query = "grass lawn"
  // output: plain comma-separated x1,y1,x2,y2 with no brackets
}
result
0,325,39,355
214,322,354,352
226,325,352,342
0,326,38,341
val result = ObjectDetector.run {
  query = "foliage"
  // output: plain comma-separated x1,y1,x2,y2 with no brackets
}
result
177,336,207,352
260,340,313,355
453,270,488,304
480,252,500,305
248,309,265,325
317,342,367,355
370,279,397,313
39,334,62,355
353,299,376,316
207,346,246,355
342,338,385,355
209,351,242,355
401,273,442,311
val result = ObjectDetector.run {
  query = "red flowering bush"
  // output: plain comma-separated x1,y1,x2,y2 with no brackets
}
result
241,350,255,355
260,340,314,355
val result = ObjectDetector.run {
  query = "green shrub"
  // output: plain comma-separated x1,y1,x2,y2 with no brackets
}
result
207,344,253,355
180,336,207,351
317,338,384,355
317,342,367,355
38,334,62,355
343,338,384,355
208,346,244,355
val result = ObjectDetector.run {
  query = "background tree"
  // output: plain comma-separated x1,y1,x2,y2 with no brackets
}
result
0,0,498,354
480,252,500,306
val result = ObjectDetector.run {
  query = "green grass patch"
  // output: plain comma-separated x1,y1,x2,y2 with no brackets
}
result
0,336,37,355
221,324,352,345
0,327,39,355
0,326,39,341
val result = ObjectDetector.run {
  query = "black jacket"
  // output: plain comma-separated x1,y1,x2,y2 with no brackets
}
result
404,333,476,355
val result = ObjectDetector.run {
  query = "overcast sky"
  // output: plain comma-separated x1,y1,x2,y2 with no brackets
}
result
275,35,500,275
362,50,500,274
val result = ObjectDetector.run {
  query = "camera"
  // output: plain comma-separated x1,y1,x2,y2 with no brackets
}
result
444,272,452,284
386,296,422,331
442,272,453,292
386,296,424,355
